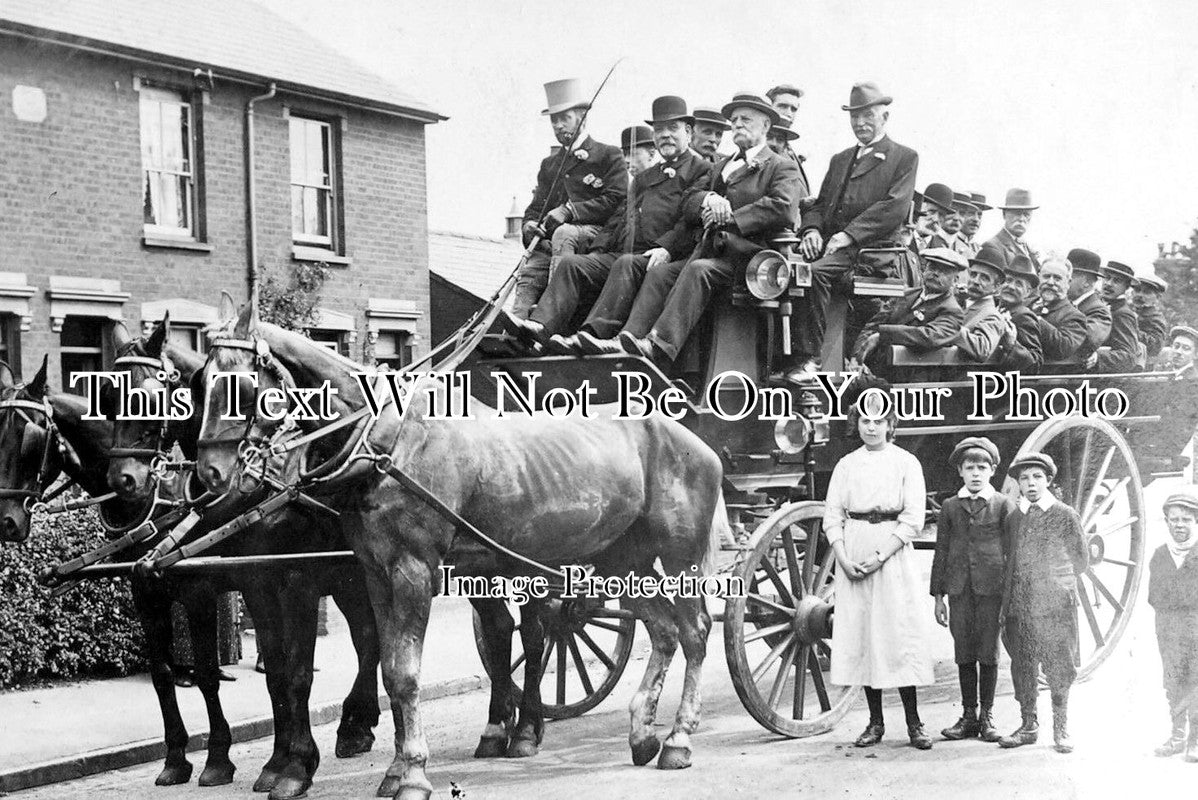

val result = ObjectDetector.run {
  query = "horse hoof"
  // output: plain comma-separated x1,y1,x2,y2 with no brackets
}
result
268,776,312,800
505,737,539,759
630,736,661,767
335,732,375,758
198,761,236,786
656,744,692,770
253,769,282,793
473,735,508,758
376,776,402,797
155,762,193,785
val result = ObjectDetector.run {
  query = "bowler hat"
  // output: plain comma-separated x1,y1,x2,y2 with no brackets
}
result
1005,254,1041,288
998,188,1039,211
969,242,1008,276
969,192,993,211
922,247,968,272
1102,260,1136,283
767,83,805,100
693,106,731,129
921,183,955,213
1163,488,1198,515
1067,248,1103,276
1136,273,1168,292
842,81,893,111
645,95,693,126
541,78,591,116
620,125,655,153
769,122,800,141
952,192,978,212
721,92,781,125
1169,325,1198,345
950,436,1000,467
1007,451,1057,480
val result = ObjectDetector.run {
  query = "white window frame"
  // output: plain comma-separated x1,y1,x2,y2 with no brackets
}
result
139,86,197,239
289,116,337,248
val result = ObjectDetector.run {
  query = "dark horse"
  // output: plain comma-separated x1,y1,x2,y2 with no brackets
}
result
97,316,382,800
195,304,727,799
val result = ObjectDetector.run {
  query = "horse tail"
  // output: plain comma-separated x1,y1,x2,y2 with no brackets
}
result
703,490,731,577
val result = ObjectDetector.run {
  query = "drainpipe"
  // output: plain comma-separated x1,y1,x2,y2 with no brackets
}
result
245,83,277,299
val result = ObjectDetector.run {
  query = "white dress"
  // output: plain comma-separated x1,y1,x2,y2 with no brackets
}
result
823,443,935,688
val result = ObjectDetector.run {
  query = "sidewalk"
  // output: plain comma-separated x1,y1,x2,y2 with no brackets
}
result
0,596,487,793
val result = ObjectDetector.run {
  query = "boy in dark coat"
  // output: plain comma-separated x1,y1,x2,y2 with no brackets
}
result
998,452,1089,754
1149,489,1198,761
931,437,1013,742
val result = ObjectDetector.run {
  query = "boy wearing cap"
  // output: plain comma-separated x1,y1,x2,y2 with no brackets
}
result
1169,326,1198,376
930,437,1013,742
1149,489,1198,761
998,453,1089,754
1092,260,1142,373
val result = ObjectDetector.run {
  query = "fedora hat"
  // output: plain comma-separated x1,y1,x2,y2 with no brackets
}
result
922,247,968,272
952,192,978,212
645,95,693,127
921,183,955,213
693,106,731,129
620,125,655,153
969,242,1008,276
1164,487,1198,516
721,92,780,125
1005,254,1040,288
1135,272,1167,292
969,192,993,211
998,188,1038,211
842,81,892,111
766,83,804,100
1067,248,1102,276
1170,325,1198,345
769,122,800,141
1102,260,1136,283
1008,451,1056,480
541,78,591,116
950,436,1000,467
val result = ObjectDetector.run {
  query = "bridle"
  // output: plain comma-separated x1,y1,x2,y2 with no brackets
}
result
108,352,185,482
0,393,61,512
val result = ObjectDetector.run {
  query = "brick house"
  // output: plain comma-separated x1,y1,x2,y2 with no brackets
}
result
0,0,444,389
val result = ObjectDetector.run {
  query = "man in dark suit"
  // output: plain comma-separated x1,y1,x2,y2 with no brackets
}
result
958,191,991,258
912,183,956,252
797,82,919,365
995,254,1044,371
1031,258,1088,365
513,78,628,318
1092,260,1142,373
984,189,1040,270
766,83,810,190
577,92,804,362
1065,248,1113,363
952,244,1010,363
503,98,712,353
852,247,965,368
1133,273,1170,359
691,107,730,162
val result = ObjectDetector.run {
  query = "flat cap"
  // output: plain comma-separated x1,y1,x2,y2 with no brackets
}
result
1007,451,1057,480
922,247,968,271
950,436,1001,467
1163,488,1198,515
1169,325,1198,344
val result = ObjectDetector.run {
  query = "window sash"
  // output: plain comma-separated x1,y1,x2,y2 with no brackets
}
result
140,87,196,237
289,117,336,247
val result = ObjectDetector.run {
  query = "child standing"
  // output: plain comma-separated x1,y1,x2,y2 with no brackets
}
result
998,452,1088,754
1149,489,1198,761
930,437,1013,742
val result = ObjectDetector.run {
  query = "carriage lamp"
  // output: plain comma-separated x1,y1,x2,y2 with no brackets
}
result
745,249,792,301
773,416,813,454
799,390,830,444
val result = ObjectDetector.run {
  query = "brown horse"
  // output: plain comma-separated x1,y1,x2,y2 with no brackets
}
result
194,305,727,799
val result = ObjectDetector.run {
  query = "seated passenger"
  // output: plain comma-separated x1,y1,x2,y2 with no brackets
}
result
513,78,627,319
1091,260,1141,373
914,183,957,252
983,189,1040,270
573,92,805,363
1168,326,1198,378
797,82,919,367
1133,272,1170,359
950,243,1012,364
852,247,965,368
1064,248,1112,363
691,107,730,162
995,254,1044,372
946,193,979,258
957,191,990,258
1031,257,1088,364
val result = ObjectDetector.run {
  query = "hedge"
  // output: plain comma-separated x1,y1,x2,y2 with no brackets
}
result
0,507,146,689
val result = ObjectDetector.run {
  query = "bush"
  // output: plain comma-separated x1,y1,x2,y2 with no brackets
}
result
0,507,145,689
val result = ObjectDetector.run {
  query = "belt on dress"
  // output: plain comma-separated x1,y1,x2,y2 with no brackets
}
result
847,510,901,524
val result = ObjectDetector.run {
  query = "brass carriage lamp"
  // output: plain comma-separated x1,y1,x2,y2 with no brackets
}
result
799,390,830,443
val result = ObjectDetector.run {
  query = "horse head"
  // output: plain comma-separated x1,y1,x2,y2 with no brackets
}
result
0,356,57,543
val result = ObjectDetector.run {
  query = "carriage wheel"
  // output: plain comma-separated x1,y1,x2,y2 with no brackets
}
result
472,595,635,719
724,500,857,737
1009,415,1145,682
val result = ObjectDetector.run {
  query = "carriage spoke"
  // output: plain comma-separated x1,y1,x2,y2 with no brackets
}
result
747,593,795,615
814,549,835,597
768,642,798,710
751,631,797,684
743,621,793,644
556,632,568,705
585,619,626,634
1089,476,1130,523
1079,447,1116,524
566,633,595,696
793,644,811,719
1076,578,1105,647
801,525,819,591
540,632,557,676
1101,555,1137,569
808,650,831,711
576,628,617,671
1072,428,1094,509
1085,570,1125,613
1090,515,1137,541
759,557,795,608
782,527,805,598
510,651,526,675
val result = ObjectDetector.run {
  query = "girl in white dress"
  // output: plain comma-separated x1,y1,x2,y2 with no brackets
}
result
824,402,935,749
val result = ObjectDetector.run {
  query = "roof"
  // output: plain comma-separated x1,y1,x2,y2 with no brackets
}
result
428,230,523,303
0,0,444,122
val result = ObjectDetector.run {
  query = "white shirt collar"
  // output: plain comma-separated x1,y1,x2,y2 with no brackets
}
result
957,484,997,500
1017,494,1056,513
1074,288,1097,306
742,141,768,161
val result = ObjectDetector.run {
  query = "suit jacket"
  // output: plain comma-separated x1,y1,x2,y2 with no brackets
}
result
1001,501,1088,619
982,227,1040,270
522,136,628,228
1094,296,1141,373
952,295,1006,362
853,287,963,360
930,492,1014,597
681,145,805,261
1032,296,1088,363
800,135,919,247
957,236,981,258
588,150,712,260
996,299,1043,371
1073,290,1113,360
1135,305,1169,358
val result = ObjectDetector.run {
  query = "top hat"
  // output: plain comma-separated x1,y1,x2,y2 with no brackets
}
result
922,247,968,272
1102,260,1136,283
645,95,693,127
969,242,1008,276
1008,451,1057,480
1163,487,1198,515
721,92,781,125
1005,254,1041,288
842,81,893,111
1136,273,1168,292
952,192,978,212
921,183,955,212
767,83,805,100
693,106,731,129
1067,248,1102,276
950,436,1001,467
998,188,1039,211
969,192,993,211
1170,325,1198,345
541,78,591,116
621,125,655,153
769,122,800,141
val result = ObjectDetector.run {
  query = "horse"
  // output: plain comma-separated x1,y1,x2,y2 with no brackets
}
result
98,316,381,800
194,303,727,800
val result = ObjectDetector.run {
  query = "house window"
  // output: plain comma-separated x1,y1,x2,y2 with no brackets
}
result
308,328,349,357
290,116,338,249
0,315,18,378
60,317,111,395
373,330,412,370
139,86,199,239
166,323,206,354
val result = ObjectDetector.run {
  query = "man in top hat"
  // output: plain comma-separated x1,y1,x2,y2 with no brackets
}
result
1168,326,1198,377
1031,257,1088,365
958,192,990,258
575,92,804,363
852,247,965,369
766,83,811,189
984,189,1040,270
1133,272,1170,359
1091,260,1142,373
692,107,730,162
995,254,1044,371
1065,248,1113,363
913,183,958,252
503,97,712,353
950,243,1013,363
796,82,919,366
514,78,628,319
621,125,659,177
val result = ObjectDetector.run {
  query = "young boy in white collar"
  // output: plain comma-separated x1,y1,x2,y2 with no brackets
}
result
997,452,1088,754
1149,489,1198,761
930,437,1013,742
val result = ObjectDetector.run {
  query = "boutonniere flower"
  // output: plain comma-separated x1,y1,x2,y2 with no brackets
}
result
873,151,886,160
574,149,589,161
913,309,925,321
663,166,676,178
582,173,595,186
746,159,762,174
592,177,604,188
